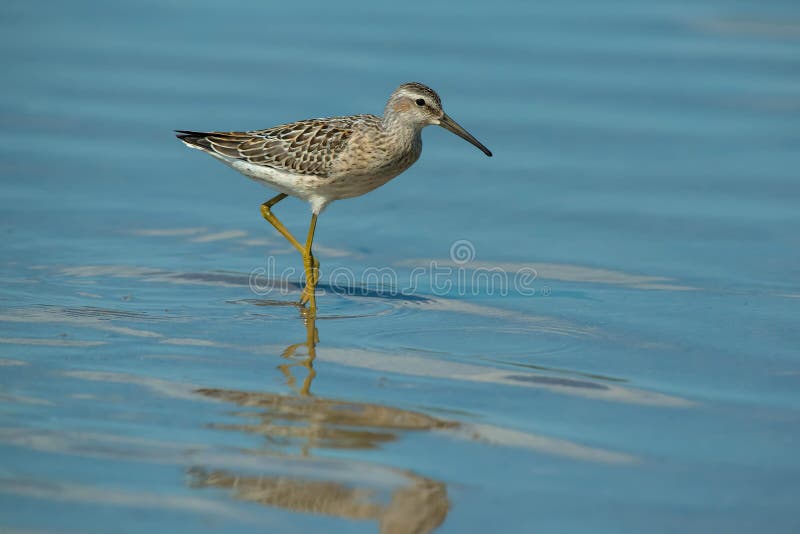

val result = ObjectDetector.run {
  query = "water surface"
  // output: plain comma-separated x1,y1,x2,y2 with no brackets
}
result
1,0,799,532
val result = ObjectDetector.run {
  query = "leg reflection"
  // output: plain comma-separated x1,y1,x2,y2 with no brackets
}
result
278,311,318,396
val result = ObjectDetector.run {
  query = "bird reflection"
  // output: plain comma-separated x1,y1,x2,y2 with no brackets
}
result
187,467,448,533
190,308,452,533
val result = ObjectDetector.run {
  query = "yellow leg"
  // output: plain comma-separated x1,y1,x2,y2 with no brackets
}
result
299,213,319,311
260,193,303,254
260,195,321,310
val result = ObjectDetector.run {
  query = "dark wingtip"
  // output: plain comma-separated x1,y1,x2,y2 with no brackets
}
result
175,129,204,140
175,130,214,151
485,149,493,157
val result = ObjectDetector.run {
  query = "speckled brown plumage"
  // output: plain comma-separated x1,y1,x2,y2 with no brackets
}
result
177,115,380,177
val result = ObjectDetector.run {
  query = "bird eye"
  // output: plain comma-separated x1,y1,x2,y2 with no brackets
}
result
415,98,425,106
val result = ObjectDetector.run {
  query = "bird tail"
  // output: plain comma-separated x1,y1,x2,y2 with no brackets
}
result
175,130,213,151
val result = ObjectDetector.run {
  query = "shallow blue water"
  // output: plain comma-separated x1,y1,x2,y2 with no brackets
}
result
1,1,799,532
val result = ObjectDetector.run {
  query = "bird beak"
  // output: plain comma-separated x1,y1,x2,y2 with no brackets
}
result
439,113,492,157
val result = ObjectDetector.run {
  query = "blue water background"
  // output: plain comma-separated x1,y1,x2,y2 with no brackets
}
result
1,0,799,532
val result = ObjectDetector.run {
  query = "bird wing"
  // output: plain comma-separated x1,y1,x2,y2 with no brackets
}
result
176,115,375,177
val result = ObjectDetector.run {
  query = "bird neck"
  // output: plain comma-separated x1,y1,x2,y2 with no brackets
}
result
381,112,424,146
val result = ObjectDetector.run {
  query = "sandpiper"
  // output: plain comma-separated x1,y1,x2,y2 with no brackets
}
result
176,82,491,311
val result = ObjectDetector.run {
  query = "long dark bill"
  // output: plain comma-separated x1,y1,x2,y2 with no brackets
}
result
439,113,492,157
